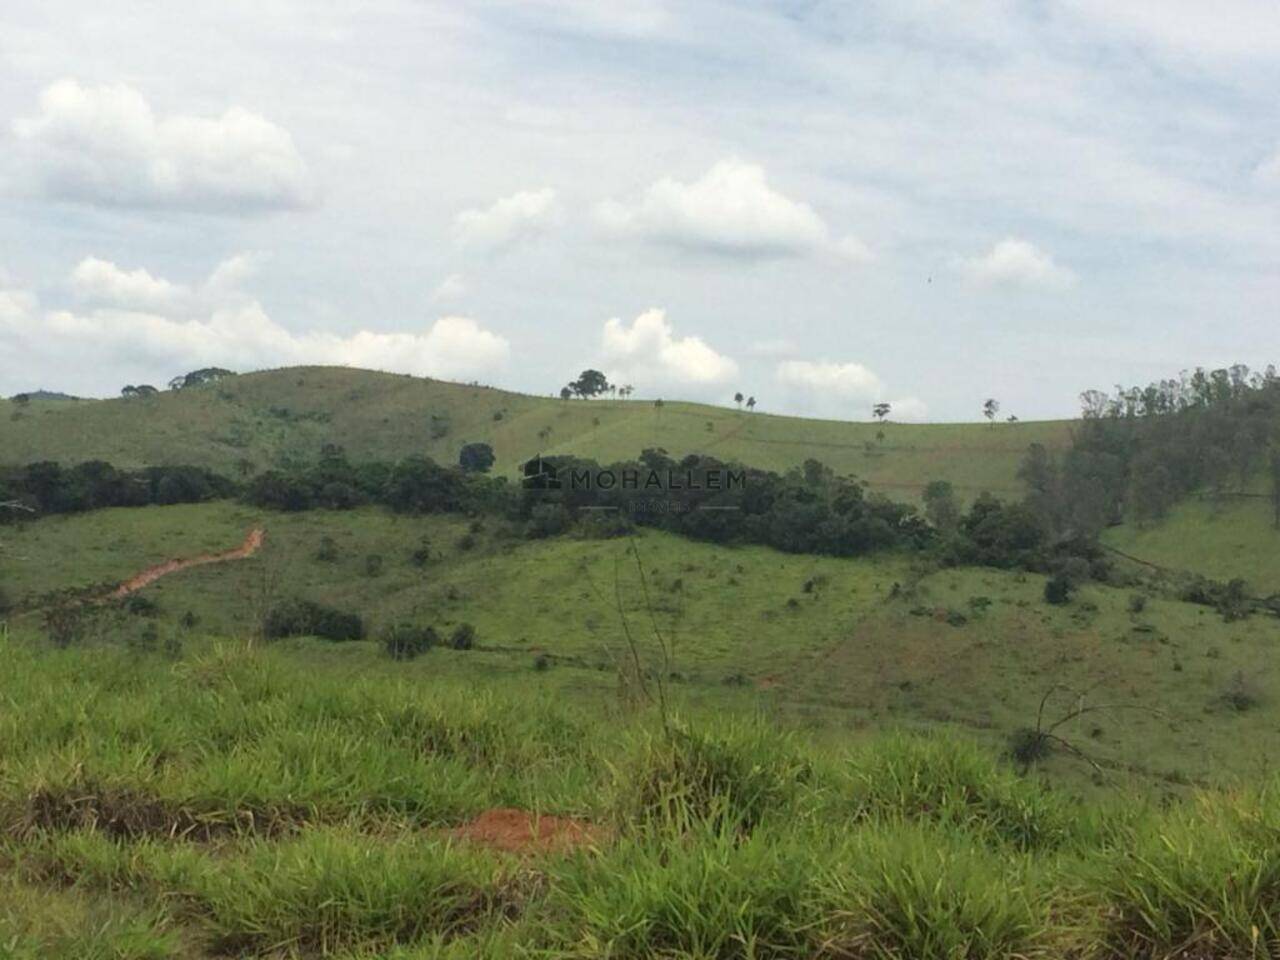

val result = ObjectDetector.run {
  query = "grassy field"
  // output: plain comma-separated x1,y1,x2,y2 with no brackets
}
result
0,367,1071,500
6,367,1280,957
3,628,1280,958
5,501,1279,791
1103,495,1280,595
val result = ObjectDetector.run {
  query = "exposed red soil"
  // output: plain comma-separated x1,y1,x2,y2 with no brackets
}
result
446,808,605,855
107,527,265,599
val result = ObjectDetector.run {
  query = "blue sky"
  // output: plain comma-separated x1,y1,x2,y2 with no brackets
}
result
1,1,1277,420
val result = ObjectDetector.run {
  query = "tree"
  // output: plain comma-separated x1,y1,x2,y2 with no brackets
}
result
169,367,234,391
569,369,610,399
1079,390,1109,419
872,402,891,422
559,386,572,401
983,398,1000,426
621,384,634,399
458,441,496,474
12,393,30,407
746,396,756,411
922,480,960,532
734,392,744,409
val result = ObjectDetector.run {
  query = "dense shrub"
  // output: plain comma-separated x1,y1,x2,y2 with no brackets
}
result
264,599,364,642
382,623,438,660
1043,575,1072,605
0,460,229,515
449,623,476,650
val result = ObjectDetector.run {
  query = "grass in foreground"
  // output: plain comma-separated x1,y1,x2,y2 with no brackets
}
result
3,629,1280,958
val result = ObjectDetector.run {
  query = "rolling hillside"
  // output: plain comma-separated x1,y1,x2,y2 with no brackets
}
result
8,501,1279,789
1,366,1072,500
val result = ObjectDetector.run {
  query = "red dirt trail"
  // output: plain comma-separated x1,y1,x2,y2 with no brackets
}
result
446,808,604,855
107,528,265,599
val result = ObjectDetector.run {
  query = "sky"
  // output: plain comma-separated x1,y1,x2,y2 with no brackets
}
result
0,1,1277,422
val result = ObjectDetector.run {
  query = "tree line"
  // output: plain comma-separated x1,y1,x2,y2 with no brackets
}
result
1017,364,1280,536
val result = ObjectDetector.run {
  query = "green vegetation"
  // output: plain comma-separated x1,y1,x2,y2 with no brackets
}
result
5,362,1280,956
3,629,1280,958
1,366,1069,500
5,501,1280,788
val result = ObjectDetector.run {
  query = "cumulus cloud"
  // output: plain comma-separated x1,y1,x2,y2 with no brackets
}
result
600,308,737,391
883,396,929,422
772,358,927,420
595,159,870,261
12,80,312,212
454,188,560,252
68,253,260,313
955,238,1075,290
0,259,508,395
775,359,883,399
70,257,185,311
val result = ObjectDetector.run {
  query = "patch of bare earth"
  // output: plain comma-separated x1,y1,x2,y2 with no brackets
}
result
446,808,605,855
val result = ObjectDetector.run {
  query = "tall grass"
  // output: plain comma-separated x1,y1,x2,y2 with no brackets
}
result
4,629,1280,958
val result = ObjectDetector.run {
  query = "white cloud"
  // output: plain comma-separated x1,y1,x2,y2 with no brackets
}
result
12,80,312,212
67,253,259,313
884,396,929,422
0,260,509,395
431,273,468,302
772,359,929,420
600,308,737,390
596,159,869,261
70,257,185,310
775,359,883,399
956,238,1075,290
454,188,560,252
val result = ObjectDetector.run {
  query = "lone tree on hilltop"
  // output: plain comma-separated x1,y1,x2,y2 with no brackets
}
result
873,402,891,423
983,398,1000,426
746,396,756,411
734,391,744,409
568,369,610,399
458,442,496,473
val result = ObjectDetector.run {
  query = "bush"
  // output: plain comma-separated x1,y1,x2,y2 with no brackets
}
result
410,537,431,567
122,594,159,617
615,721,811,833
264,599,364,642
383,622,438,660
315,536,339,563
1127,593,1147,614
43,603,87,648
449,623,476,650
364,554,384,577
1043,575,1072,605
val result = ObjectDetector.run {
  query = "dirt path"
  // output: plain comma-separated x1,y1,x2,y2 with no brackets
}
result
107,528,265,600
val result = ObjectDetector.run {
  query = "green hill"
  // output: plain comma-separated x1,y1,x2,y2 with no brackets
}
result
0,366,1071,500
8,501,1278,790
